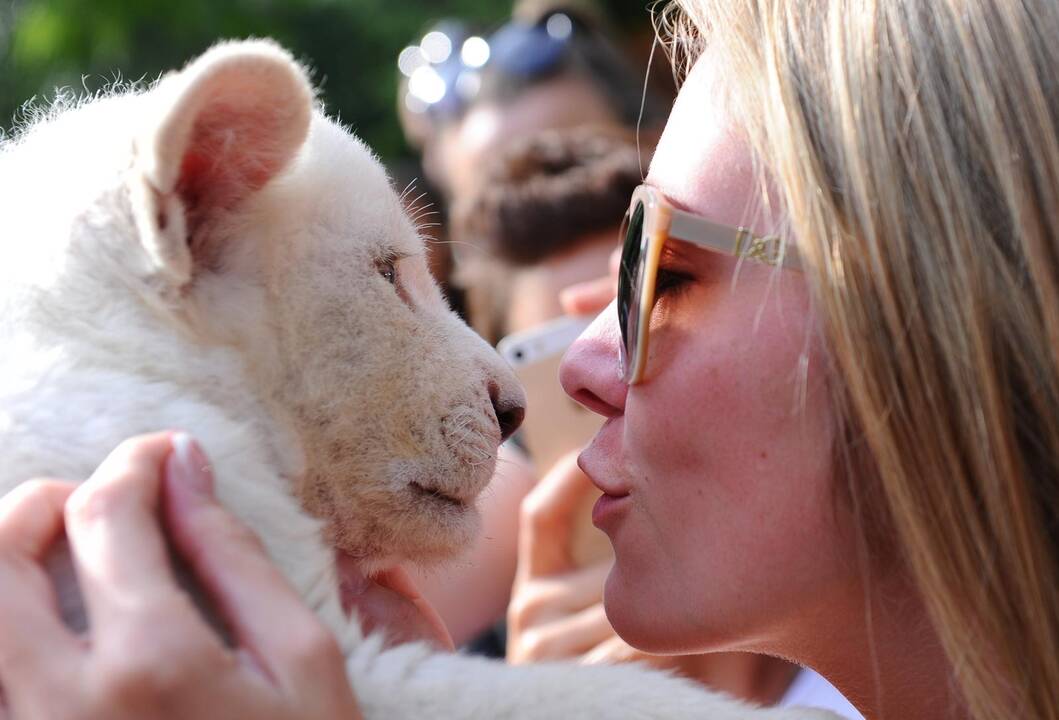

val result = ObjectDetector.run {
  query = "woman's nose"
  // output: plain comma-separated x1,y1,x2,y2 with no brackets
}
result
559,301,627,419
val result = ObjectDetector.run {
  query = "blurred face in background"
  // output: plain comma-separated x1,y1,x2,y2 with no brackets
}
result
433,74,620,204
505,227,617,333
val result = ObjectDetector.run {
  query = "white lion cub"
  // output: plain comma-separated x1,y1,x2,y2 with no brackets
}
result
0,41,836,719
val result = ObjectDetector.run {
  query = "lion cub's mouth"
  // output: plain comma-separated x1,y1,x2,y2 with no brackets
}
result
409,480,469,508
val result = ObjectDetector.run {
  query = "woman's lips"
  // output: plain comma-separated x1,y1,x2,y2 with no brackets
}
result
577,448,632,530
576,450,631,498
592,492,631,529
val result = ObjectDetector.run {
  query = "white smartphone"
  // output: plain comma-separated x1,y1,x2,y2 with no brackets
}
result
497,314,593,368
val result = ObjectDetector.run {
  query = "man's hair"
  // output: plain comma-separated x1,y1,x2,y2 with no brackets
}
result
453,126,643,266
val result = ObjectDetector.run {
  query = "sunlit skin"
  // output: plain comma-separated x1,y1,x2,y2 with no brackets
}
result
560,49,848,656
560,52,964,719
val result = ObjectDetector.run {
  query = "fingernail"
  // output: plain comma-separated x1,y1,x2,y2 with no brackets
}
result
169,432,214,497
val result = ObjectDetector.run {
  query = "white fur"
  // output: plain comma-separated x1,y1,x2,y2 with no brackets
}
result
0,41,837,719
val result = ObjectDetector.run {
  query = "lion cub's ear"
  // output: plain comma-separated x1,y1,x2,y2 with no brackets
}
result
131,40,313,288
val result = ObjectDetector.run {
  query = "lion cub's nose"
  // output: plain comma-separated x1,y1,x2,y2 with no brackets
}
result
488,381,525,442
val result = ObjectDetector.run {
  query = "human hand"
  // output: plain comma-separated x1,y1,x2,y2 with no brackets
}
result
0,432,362,720
507,452,621,664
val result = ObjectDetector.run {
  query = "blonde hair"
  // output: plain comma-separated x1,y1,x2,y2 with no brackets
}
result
659,1,1059,718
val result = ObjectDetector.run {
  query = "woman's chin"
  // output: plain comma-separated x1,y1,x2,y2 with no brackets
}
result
603,567,670,653
604,565,718,656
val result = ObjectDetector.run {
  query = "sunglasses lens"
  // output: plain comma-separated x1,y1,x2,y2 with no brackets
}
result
618,201,645,380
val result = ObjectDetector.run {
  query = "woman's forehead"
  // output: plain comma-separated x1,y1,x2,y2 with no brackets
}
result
646,53,758,230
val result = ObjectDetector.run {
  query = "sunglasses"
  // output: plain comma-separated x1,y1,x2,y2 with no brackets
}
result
617,185,801,384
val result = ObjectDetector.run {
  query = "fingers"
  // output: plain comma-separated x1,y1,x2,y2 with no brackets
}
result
518,452,597,578
509,562,610,628
1,435,363,720
0,478,74,556
509,451,619,665
579,634,649,666
508,559,612,665
161,434,347,694
0,480,82,708
509,603,614,664
62,431,234,715
64,432,186,632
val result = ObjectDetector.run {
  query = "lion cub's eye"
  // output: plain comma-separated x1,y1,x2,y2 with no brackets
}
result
375,258,397,285
374,254,413,308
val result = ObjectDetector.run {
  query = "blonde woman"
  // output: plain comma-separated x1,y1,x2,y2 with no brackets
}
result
1,1,1056,719
556,1,1059,718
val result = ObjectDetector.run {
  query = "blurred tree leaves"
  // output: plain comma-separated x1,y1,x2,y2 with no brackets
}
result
0,0,652,161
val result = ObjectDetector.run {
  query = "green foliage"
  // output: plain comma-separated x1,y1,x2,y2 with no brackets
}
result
0,0,501,158
0,0,651,161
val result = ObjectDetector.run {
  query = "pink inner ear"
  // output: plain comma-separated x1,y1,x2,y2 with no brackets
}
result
175,102,292,230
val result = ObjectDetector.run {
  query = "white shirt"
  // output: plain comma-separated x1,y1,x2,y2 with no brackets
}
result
778,669,863,719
